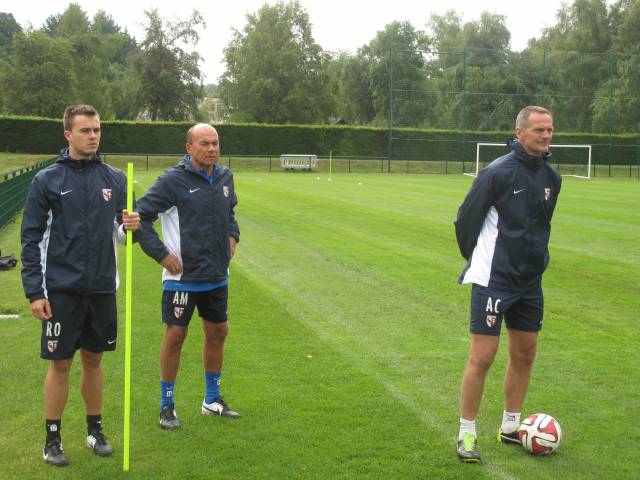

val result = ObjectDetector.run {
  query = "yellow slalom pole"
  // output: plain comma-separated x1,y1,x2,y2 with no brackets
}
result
123,163,134,471
329,150,332,180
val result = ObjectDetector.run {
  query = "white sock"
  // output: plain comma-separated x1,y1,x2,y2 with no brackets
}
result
501,411,521,433
459,417,476,441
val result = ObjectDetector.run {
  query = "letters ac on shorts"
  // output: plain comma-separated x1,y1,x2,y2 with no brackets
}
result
470,284,544,336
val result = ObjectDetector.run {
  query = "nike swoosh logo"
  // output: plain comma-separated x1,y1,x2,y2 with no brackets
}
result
107,339,116,345
189,188,200,193
513,189,526,195
61,190,72,195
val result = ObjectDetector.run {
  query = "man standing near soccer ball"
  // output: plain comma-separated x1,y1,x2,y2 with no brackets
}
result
454,106,562,462
135,123,240,430
21,105,140,466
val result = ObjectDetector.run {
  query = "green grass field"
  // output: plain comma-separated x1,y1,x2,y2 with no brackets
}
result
0,153,56,175
0,170,638,479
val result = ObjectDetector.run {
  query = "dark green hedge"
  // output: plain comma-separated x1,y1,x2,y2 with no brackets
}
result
392,128,640,165
1,116,638,165
0,116,387,157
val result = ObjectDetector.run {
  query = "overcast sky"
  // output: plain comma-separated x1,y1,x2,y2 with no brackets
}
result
8,0,572,83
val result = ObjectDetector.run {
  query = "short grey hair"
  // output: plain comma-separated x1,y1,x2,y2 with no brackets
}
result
516,106,552,129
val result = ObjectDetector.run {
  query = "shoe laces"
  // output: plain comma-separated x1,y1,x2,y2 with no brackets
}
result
162,404,177,419
213,396,228,408
46,439,64,455
462,432,477,452
90,430,108,445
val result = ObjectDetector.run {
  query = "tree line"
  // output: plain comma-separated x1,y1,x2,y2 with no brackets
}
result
0,5,203,121
1,0,639,133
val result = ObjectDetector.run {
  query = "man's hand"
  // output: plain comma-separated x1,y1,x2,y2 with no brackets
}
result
122,209,140,231
161,253,183,275
229,236,237,258
31,299,52,321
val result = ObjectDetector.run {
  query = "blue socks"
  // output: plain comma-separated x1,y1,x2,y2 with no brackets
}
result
205,371,221,404
161,380,175,409
161,373,221,408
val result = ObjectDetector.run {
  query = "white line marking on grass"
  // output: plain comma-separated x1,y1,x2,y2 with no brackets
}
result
0,314,19,319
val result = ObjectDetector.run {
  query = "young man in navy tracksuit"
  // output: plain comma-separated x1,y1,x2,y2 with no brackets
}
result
135,124,240,429
454,106,562,462
21,105,140,466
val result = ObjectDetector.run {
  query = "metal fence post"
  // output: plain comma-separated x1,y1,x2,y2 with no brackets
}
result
387,47,393,173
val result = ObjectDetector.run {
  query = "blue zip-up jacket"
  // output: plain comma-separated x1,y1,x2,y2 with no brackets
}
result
135,156,239,283
455,141,562,290
21,149,128,302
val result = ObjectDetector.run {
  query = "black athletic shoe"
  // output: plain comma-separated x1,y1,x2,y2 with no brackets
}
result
43,439,68,466
87,430,114,456
159,404,181,430
498,429,521,445
457,433,481,463
201,396,240,419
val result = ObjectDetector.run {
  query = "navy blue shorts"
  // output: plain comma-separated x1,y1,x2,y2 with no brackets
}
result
470,284,544,336
162,286,228,326
41,292,117,360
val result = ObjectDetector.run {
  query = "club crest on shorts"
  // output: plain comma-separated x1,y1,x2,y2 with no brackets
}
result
47,340,59,353
102,188,112,202
223,186,229,198
174,307,184,319
486,315,497,328
544,188,551,200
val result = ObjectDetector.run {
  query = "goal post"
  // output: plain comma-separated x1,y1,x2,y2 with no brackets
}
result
468,143,592,179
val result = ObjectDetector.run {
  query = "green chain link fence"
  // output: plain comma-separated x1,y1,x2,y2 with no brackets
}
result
0,158,55,231
388,47,640,176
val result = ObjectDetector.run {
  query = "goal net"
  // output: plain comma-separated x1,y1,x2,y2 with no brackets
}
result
467,143,592,179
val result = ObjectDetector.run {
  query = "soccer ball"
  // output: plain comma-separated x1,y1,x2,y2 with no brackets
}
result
519,413,562,455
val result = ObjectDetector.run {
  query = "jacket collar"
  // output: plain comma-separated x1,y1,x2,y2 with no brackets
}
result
56,148,103,168
511,140,551,168
179,154,219,177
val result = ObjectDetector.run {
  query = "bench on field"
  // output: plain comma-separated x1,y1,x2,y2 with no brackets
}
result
280,154,318,171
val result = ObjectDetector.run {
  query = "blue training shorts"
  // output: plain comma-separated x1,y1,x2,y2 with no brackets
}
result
470,283,544,336
162,286,228,326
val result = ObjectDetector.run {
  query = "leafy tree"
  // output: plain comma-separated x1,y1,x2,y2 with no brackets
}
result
0,13,21,59
421,12,517,129
4,31,78,117
220,0,334,123
463,12,511,67
533,0,615,131
41,14,61,36
53,3,90,37
107,62,142,119
591,0,640,131
92,10,121,35
328,51,375,124
130,8,205,120
363,21,430,127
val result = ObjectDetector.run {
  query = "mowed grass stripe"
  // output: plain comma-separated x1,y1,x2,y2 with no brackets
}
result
127,171,484,477
124,251,464,479
231,259,515,480
232,173,637,479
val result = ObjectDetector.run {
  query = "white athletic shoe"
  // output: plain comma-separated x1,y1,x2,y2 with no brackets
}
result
201,396,240,418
